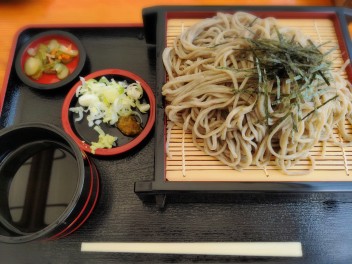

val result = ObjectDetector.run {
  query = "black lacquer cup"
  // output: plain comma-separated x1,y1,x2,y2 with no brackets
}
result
0,123,99,243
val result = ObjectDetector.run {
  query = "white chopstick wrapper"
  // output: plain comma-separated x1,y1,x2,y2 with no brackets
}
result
81,242,303,257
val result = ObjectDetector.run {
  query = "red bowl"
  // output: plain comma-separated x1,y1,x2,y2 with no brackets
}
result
62,69,156,156
15,30,86,90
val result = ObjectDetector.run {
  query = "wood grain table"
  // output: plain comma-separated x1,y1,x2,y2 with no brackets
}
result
3,1,352,264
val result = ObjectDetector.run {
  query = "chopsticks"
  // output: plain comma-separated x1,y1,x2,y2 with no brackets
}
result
81,242,303,257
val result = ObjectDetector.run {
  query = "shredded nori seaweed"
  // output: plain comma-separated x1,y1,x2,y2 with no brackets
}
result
218,27,338,131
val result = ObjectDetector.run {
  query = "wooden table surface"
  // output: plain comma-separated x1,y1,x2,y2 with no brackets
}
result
4,1,352,264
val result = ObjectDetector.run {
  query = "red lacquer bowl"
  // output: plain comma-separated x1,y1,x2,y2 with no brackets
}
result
62,69,156,156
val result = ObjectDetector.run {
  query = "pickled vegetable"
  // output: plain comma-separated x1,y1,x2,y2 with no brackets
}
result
23,39,78,80
24,57,42,77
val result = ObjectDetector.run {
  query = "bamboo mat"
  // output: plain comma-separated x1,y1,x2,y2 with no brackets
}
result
165,17,352,182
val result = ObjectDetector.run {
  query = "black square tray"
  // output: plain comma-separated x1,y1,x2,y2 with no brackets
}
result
3,7,352,210
1,8,352,264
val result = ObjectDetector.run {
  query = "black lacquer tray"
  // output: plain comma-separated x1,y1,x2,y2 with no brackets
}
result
1,8,352,264
3,7,352,210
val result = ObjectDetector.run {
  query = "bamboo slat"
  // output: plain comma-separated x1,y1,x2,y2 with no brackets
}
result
165,16,352,182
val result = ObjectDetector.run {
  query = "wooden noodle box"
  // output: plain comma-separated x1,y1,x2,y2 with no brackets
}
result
135,6,352,207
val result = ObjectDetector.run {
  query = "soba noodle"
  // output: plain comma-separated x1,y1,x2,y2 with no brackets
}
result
162,12,352,175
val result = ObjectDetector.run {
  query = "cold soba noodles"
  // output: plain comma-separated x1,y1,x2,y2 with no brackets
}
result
162,12,352,175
